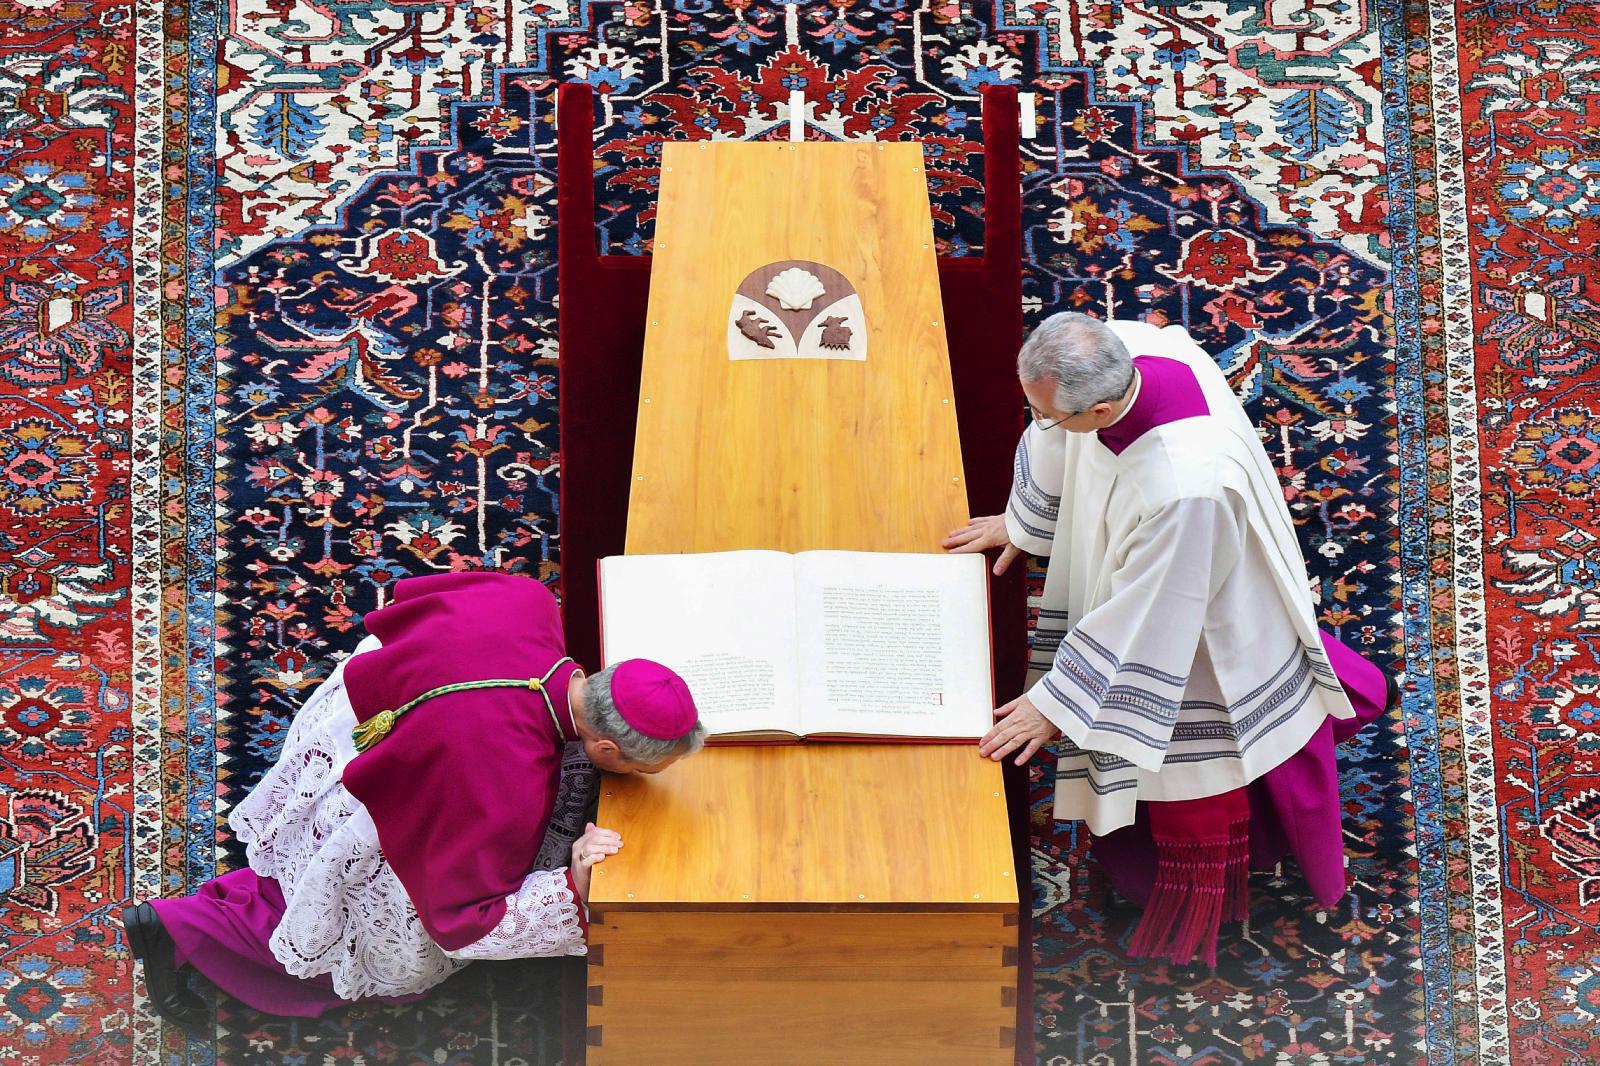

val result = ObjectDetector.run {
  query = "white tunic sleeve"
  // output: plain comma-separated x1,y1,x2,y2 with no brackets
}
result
1027,495,1242,772
441,868,587,961
1004,423,1067,556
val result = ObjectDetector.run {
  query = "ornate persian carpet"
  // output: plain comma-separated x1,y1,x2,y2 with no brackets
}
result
2,0,1597,1062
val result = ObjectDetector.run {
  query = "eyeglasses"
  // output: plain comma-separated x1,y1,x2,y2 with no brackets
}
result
1027,402,1073,431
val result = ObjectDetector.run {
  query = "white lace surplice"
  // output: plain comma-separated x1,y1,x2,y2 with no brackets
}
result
229,635,596,1001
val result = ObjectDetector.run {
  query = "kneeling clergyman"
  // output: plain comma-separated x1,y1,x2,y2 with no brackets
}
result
123,572,706,1027
946,312,1396,966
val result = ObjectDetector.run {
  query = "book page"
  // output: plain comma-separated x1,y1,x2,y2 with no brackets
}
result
599,551,802,738
792,552,992,739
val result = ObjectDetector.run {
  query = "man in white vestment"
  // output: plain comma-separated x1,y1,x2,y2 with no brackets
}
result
946,312,1393,965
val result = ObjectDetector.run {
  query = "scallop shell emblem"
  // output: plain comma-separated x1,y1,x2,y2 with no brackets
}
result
764,267,827,311
728,259,866,361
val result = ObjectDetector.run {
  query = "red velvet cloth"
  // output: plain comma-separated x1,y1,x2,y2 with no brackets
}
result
554,81,1028,1062
555,82,1027,705
342,572,580,951
556,83,652,678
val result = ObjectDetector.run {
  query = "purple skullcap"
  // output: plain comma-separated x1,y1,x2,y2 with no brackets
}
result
610,659,699,740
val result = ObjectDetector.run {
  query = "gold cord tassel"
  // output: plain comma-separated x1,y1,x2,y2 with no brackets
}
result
347,659,573,752
352,709,397,752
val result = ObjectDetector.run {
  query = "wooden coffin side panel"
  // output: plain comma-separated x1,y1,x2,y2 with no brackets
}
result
587,909,1016,1065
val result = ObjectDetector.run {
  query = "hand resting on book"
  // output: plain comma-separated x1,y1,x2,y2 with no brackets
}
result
979,693,1060,766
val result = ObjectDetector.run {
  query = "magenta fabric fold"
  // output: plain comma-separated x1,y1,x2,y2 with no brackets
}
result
152,868,423,1016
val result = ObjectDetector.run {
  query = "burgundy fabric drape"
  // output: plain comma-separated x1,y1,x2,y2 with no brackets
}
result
555,82,1028,1062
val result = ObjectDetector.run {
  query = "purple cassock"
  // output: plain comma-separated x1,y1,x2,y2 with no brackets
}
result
1081,355,1389,943
152,573,602,1016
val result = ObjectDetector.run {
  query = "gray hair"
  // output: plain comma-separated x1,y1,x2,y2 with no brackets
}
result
1016,312,1134,413
580,664,708,765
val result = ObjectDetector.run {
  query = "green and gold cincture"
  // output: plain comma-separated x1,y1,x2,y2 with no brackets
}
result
351,656,576,752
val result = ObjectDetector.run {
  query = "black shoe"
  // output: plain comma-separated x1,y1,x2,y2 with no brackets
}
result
1384,671,1402,714
122,902,209,1030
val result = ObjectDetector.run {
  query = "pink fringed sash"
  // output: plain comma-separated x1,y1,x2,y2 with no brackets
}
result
1127,789,1251,967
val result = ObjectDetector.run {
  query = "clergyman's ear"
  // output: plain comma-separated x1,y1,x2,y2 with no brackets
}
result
590,737,620,760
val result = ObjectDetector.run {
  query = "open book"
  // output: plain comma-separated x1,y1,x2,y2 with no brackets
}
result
598,550,993,742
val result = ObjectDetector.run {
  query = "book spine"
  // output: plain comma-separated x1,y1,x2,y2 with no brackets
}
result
985,563,998,706
595,558,608,667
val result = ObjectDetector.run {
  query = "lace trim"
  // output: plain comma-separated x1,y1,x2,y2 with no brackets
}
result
442,869,587,961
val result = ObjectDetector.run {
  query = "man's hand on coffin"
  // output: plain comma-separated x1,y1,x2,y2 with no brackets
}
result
979,694,1060,766
570,822,622,900
942,514,1022,575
